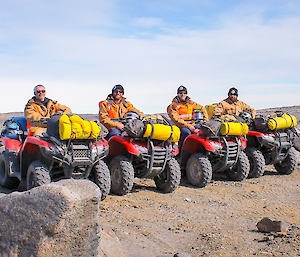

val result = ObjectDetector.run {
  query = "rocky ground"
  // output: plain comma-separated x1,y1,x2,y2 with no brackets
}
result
0,106,300,256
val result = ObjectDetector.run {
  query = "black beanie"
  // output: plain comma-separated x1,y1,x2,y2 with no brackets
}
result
112,84,124,93
177,85,187,94
228,87,238,96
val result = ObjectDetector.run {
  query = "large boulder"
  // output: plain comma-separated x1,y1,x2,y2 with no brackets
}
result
0,179,126,257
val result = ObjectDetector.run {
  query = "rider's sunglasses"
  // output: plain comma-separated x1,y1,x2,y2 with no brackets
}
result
114,90,123,94
178,91,187,95
36,90,46,94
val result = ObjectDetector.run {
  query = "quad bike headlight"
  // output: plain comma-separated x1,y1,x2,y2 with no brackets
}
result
135,145,148,154
210,141,223,152
91,145,104,160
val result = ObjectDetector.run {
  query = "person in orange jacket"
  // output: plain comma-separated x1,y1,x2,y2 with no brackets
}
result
213,87,256,118
24,84,72,137
167,85,209,148
99,84,144,139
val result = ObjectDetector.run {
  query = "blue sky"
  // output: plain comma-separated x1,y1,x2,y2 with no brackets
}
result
0,0,299,114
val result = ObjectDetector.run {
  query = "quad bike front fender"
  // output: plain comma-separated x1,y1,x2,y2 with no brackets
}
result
108,135,140,156
0,137,23,152
182,134,215,154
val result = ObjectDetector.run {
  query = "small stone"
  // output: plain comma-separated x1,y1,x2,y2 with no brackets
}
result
256,217,287,233
174,253,192,257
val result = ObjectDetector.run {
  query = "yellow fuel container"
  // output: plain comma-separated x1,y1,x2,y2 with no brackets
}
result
143,124,181,142
205,104,217,120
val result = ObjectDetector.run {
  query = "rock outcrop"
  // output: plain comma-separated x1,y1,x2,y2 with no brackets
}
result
0,179,126,257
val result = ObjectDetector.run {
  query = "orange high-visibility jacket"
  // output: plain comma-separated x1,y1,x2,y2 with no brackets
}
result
167,96,208,128
24,97,72,128
213,97,256,118
99,94,144,129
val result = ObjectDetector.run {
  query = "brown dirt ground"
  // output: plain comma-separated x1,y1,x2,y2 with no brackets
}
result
1,108,300,256
99,163,300,257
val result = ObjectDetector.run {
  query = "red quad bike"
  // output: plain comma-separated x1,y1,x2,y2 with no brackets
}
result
180,112,250,187
241,111,298,177
0,116,111,200
106,112,181,195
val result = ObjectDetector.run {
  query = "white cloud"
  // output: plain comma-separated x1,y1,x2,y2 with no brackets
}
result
0,1,299,115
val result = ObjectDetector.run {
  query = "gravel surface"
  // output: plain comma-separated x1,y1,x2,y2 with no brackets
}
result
99,164,300,257
1,106,300,257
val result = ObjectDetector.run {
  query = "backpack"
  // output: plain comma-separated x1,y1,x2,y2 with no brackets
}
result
1,116,27,140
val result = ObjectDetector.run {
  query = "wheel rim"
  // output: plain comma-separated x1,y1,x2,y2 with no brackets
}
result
111,166,122,188
188,160,202,182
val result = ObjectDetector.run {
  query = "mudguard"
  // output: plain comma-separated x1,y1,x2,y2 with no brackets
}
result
182,134,216,153
20,136,53,156
247,130,266,138
108,135,140,156
0,137,23,152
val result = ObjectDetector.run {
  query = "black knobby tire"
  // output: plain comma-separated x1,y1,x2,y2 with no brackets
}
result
0,152,20,189
92,160,111,200
245,147,266,178
109,156,134,195
225,151,250,181
154,157,181,193
27,160,51,190
293,129,300,152
186,153,212,187
274,147,298,175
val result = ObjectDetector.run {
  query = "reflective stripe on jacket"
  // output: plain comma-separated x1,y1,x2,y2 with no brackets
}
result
99,95,144,130
171,100,194,120
167,96,209,128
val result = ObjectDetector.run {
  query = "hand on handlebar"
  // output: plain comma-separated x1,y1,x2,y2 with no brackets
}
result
189,125,195,132
52,110,64,116
117,123,125,131
31,118,49,125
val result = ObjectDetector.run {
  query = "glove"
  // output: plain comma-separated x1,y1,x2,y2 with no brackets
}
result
53,110,64,116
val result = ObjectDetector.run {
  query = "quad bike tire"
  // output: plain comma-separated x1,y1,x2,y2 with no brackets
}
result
293,129,300,152
0,152,20,189
91,160,111,200
245,147,266,178
27,160,51,190
186,153,212,187
274,147,298,175
154,157,181,193
225,151,250,181
109,156,134,195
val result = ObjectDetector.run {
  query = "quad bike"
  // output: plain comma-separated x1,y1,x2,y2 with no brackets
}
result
0,116,111,200
106,112,181,195
240,111,299,177
180,111,250,187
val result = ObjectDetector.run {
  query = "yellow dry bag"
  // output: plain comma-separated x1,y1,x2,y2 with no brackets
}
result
143,124,180,142
282,113,297,128
59,115,101,140
268,113,297,130
220,122,249,136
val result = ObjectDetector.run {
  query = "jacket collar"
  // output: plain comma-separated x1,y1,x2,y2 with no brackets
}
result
173,96,191,104
107,94,127,104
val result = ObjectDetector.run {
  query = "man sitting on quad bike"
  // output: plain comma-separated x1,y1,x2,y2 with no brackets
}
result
99,84,144,139
167,85,209,149
25,84,72,137
213,87,256,119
